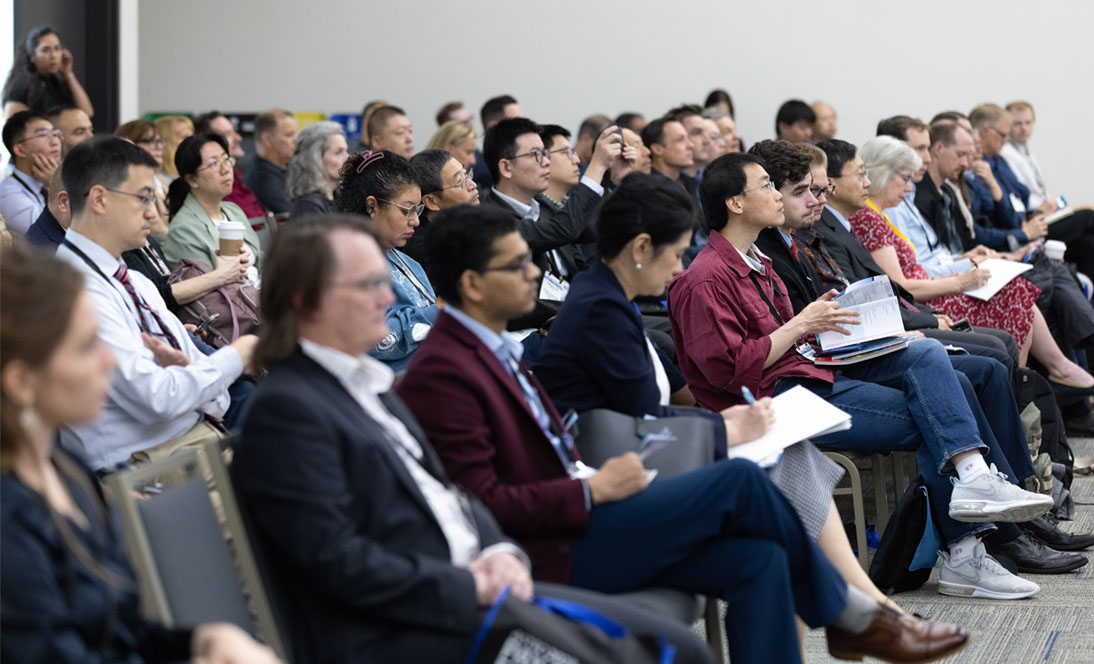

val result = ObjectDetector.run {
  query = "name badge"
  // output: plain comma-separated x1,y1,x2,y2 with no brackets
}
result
1009,192,1027,215
539,273,570,302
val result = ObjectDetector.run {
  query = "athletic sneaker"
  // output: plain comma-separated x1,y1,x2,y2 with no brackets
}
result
948,464,1053,523
938,542,1040,600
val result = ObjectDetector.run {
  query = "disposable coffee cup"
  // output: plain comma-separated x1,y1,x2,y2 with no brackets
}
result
1044,239,1067,262
218,221,245,257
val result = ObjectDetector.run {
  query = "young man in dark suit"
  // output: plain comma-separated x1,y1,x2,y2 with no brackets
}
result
398,204,969,664
231,213,715,664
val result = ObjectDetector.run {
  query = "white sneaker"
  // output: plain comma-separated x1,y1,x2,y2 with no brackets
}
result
938,542,1040,600
948,464,1053,523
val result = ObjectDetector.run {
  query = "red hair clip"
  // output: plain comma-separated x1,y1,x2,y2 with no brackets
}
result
356,150,385,174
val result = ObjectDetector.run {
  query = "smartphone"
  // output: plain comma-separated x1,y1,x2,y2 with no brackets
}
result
951,318,972,332
194,312,221,334
617,125,624,146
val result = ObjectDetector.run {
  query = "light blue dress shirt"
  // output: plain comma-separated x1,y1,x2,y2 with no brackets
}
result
884,189,971,278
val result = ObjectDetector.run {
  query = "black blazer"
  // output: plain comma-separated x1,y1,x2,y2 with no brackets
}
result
815,207,940,329
754,228,824,314
232,349,513,664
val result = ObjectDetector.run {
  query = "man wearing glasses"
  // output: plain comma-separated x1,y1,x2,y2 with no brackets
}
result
406,149,479,273
1,110,61,235
55,137,256,473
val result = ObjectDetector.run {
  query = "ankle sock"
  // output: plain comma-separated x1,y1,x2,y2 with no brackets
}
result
949,535,978,565
955,454,989,482
833,585,877,634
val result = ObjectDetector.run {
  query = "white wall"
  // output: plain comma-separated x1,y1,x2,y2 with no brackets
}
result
138,0,1093,200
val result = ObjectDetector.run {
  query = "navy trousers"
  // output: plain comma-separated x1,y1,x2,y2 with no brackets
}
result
569,459,849,664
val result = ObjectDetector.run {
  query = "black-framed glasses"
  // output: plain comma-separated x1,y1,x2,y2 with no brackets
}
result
196,154,236,172
507,148,551,164
549,147,578,161
737,181,776,196
83,187,157,207
16,128,62,144
436,166,475,193
810,183,836,199
377,198,425,220
478,253,535,278
332,274,392,294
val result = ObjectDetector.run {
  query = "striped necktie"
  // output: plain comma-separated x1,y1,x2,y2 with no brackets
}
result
113,265,181,349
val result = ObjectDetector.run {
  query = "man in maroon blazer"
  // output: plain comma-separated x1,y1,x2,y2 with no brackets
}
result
397,203,968,664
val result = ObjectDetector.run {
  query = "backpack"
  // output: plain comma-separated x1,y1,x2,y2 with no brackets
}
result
868,475,939,595
168,258,260,348
1012,367,1074,489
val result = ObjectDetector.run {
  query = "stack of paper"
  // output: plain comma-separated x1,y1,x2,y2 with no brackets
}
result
802,332,918,366
963,259,1034,301
728,386,852,467
816,276,905,352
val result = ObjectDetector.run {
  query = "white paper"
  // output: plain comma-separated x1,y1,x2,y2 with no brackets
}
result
962,259,1034,301
816,276,905,351
727,386,852,466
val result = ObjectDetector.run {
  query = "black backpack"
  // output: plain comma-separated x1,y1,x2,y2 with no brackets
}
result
868,475,935,594
1012,367,1074,489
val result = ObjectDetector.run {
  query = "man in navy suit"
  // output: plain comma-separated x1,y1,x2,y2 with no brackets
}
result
231,213,716,664
398,204,969,664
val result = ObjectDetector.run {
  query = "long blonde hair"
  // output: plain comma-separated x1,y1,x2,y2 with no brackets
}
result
427,120,475,151
154,115,195,179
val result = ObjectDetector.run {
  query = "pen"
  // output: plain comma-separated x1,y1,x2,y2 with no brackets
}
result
742,387,756,405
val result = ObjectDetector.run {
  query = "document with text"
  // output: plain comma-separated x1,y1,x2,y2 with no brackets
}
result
815,276,905,351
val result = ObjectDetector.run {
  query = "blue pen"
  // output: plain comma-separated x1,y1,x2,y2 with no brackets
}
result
741,387,756,404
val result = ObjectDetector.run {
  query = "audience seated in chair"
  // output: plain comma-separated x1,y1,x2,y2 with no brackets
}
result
286,120,347,217
1,110,60,235
775,99,815,143
427,119,478,171
47,104,93,156
24,165,69,248
812,101,838,143
245,108,297,215
154,114,193,182
193,111,267,221
406,148,479,272
115,119,171,238
366,105,415,160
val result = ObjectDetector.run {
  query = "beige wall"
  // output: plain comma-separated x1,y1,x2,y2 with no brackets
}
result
137,0,1093,201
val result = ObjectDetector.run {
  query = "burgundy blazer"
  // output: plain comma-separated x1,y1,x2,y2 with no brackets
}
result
397,311,590,583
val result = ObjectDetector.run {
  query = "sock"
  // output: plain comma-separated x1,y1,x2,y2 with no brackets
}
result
832,585,878,634
949,534,978,565
954,454,989,482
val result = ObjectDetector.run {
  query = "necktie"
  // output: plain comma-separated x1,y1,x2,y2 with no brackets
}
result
113,265,181,349
790,241,800,261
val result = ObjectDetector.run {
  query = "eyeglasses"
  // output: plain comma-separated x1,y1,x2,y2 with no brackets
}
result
196,154,236,172
736,181,776,196
478,253,535,278
893,171,915,185
377,198,425,220
437,167,475,192
810,183,836,199
549,147,578,161
16,128,62,144
507,148,551,164
83,187,157,207
332,274,392,294
138,137,165,147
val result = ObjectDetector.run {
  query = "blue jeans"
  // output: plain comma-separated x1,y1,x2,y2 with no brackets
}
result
781,339,1010,544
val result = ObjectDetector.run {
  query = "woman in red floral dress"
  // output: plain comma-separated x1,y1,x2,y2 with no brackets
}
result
843,136,1093,387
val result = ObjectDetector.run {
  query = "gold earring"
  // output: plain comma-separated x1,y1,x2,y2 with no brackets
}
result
19,393,39,432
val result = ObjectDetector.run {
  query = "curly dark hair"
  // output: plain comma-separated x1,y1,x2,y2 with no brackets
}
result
334,150,420,217
746,139,813,191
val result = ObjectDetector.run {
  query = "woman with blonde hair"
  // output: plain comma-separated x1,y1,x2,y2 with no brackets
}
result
426,120,477,170
0,244,277,663
115,119,171,236
154,115,194,180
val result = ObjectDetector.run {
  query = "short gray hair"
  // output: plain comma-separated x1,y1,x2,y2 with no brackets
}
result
285,121,346,201
860,136,921,195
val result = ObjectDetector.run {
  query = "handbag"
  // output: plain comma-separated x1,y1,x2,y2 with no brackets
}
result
569,409,718,478
464,587,675,664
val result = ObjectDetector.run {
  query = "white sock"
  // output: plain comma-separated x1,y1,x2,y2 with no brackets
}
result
949,535,978,565
954,454,989,482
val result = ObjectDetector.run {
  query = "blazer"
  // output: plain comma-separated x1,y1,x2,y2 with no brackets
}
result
163,194,263,271
24,207,66,249
232,349,510,664
815,207,940,329
754,227,824,314
397,312,591,583
243,156,290,214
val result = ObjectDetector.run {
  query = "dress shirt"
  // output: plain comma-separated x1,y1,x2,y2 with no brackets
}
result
1001,140,1049,209
885,189,971,278
56,230,242,470
825,204,852,232
298,338,525,569
0,166,47,235
445,306,591,508
668,231,832,411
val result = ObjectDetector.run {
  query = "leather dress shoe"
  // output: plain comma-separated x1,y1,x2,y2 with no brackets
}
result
986,532,1088,574
827,605,969,663
1020,514,1094,551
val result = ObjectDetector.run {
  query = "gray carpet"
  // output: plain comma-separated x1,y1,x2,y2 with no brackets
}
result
695,437,1094,663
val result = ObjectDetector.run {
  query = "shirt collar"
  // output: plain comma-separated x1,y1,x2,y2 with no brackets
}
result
445,306,525,367
706,229,766,278
492,187,539,221
299,338,394,395
64,229,125,272
825,204,851,232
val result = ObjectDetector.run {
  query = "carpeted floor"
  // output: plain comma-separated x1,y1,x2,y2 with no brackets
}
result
696,437,1094,663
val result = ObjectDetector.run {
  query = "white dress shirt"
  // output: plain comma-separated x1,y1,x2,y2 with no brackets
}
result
0,166,47,236
298,338,527,569
56,230,242,469
1001,140,1049,209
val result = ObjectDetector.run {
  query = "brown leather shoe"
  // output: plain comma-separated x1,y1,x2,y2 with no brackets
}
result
826,605,970,662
